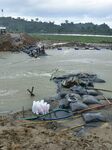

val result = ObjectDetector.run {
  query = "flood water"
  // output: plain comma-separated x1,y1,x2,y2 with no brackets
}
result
0,48,112,112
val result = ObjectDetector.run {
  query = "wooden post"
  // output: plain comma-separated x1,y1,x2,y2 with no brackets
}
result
22,106,25,118
27,86,35,97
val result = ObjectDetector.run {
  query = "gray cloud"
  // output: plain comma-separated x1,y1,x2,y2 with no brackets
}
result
0,0,112,27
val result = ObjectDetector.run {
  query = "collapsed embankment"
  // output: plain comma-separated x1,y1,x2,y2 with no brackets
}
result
0,33,37,52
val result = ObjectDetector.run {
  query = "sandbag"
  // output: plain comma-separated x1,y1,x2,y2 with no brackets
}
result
71,86,87,95
87,90,102,96
82,95,100,105
93,78,106,83
59,98,69,109
83,112,106,123
59,92,67,98
70,102,88,112
78,80,94,88
66,93,81,102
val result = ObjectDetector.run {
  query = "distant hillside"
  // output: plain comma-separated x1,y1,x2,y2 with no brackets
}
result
0,17,112,35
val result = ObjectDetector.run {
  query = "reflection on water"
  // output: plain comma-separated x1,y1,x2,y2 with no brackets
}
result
0,49,112,112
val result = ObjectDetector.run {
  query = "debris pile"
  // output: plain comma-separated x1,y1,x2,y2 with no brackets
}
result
0,33,47,57
21,44,46,58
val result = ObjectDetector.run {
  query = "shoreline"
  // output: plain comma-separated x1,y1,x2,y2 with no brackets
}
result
0,32,112,52
41,40,112,50
0,108,112,150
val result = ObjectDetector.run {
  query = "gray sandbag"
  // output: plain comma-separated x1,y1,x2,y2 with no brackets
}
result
83,112,106,123
79,80,94,87
87,90,102,96
82,95,100,105
70,102,88,112
93,78,106,83
71,86,87,95
59,92,67,98
59,98,69,109
44,95,60,101
66,93,81,102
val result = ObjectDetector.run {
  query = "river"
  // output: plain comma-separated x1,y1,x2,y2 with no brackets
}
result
0,48,112,112
40,33,112,38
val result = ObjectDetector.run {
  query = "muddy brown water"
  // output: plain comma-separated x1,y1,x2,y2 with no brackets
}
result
0,48,112,113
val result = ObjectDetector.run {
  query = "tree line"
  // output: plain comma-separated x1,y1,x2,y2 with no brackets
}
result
0,17,112,35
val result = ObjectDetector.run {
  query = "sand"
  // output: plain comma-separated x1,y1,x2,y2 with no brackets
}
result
0,111,112,150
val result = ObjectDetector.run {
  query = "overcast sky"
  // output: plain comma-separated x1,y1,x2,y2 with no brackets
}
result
1,0,112,27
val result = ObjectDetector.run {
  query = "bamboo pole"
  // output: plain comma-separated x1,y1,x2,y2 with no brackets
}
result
87,87,112,93
102,95,111,104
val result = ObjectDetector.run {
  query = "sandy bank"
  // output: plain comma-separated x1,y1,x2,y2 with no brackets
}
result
0,111,112,150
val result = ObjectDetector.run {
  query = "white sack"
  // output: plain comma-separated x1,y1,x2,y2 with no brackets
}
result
32,100,50,115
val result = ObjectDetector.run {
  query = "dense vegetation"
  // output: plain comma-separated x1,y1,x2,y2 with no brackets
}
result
0,17,112,35
31,34,112,43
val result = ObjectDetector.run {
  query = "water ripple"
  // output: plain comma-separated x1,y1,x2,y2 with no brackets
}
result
0,90,18,96
0,72,52,79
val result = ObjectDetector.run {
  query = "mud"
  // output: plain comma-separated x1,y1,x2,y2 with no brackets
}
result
0,114,112,150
